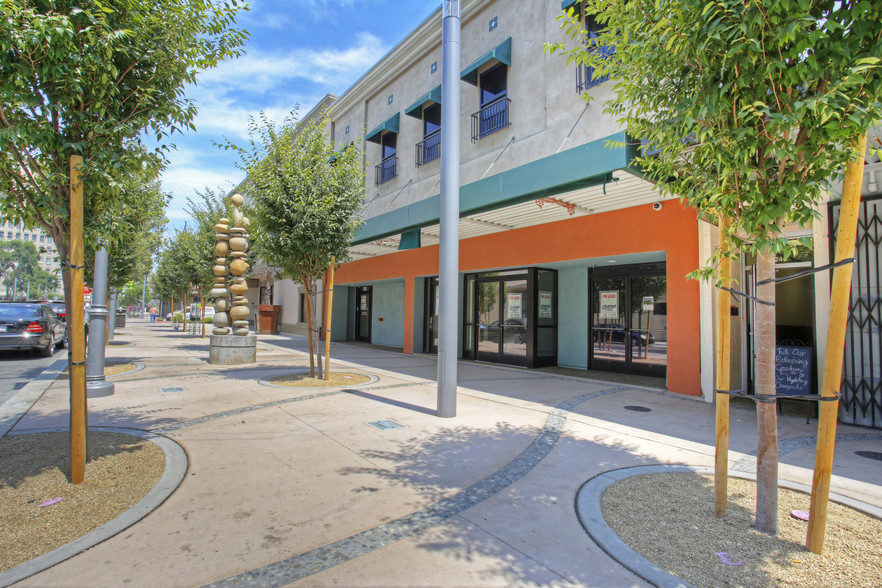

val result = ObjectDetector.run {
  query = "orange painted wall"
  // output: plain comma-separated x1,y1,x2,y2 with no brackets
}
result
334,200,702,396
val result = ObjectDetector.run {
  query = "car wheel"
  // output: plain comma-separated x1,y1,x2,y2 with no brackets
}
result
57,332,68,349
41,334,56,357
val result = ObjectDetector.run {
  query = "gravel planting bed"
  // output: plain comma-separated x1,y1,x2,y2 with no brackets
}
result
266,372,373,387
0,431,165,572
602,472,882,587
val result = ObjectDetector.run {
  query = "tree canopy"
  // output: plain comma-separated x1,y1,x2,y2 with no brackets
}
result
0,0,247,263
225,111,366,375
550,0,882,270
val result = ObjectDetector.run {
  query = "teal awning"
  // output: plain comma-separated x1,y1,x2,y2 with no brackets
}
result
328,142,352,163
561,0,580,10
365,113,400,144
460,37,512,86
404,86,442,119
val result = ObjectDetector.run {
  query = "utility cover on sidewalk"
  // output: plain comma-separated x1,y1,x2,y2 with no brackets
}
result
160,387,186,393
366,419,405,431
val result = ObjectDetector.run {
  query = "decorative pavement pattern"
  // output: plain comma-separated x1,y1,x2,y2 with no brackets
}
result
201,385,631,588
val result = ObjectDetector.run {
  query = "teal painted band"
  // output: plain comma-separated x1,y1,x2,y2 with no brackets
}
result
561,0,579,11
353,131,631,244
460,37,512,86
365,112,401,144
405,86,442,119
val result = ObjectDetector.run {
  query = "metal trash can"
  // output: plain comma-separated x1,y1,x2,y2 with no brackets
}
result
116,310,126,328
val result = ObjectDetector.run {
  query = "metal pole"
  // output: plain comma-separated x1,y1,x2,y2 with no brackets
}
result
437,0,461,418
26,281,30,300
86,245,114,397
142,274,147,318
107,288,118,341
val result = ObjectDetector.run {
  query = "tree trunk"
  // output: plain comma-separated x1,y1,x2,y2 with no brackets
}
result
754,248,779,535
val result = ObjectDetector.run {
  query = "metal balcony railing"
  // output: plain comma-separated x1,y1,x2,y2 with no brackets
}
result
375,155,397,185
471,97,510,142
415,130,441,167
576,44,615,93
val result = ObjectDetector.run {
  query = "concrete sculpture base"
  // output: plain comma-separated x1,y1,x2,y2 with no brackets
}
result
209,334,257,365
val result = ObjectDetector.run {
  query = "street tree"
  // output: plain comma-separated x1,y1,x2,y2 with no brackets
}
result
0,0,245,481
550,0,882,538
0,238,41,298
187,187,236,336
152,230,196,324
0,0,246,324
225,112,365,378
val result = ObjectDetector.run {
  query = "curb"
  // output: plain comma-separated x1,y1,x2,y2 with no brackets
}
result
574,464,882,588
0,427,188,587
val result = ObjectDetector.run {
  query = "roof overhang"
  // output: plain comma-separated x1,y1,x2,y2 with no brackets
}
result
348,131,666,260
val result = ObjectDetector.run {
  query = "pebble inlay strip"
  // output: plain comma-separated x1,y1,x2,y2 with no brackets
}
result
203,386,629,588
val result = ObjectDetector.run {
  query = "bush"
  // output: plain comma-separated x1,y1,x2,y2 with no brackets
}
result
172,312,184,323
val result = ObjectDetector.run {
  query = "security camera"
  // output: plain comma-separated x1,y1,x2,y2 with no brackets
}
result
652,202,663,211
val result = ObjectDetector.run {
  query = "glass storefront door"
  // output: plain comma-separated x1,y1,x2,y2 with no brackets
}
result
424,277,439,354
590,265,667,378
466,268,557,368
355,286,372,343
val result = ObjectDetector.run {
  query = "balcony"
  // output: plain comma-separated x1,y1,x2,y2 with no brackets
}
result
576,45,615,93
415,130,441,167
471,97,510,142
375,156,398,185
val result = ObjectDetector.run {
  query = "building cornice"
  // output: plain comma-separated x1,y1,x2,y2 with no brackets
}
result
331,0,497,118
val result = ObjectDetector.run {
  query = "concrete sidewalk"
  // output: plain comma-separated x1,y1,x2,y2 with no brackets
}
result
4,319,881,587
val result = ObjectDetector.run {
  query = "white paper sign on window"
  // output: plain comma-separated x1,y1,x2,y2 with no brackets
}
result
599,291,619,319
507,294,522,319
538,291,553,318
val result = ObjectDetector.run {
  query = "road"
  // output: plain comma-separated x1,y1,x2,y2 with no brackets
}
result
0,347,67,407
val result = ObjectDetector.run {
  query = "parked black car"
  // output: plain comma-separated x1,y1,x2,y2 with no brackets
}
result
0,302,68,356
593,323,655,345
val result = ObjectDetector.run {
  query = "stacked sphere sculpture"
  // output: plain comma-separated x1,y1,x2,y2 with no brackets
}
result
212,193,251,336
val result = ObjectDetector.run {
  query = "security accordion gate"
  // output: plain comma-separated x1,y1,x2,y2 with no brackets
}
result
830,195,882,428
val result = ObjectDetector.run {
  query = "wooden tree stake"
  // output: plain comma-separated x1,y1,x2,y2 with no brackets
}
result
807,133,867,553
324,257,336,381
714,215,732,517
69,155,87,484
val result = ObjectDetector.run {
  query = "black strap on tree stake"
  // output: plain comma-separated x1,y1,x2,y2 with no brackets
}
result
715,388,841,404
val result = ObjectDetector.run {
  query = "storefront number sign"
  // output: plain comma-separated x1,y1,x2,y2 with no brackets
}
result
507,294,523,319
600,291,619,319
538,292,553,318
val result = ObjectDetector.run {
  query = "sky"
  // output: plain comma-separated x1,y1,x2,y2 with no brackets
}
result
157,0,442,231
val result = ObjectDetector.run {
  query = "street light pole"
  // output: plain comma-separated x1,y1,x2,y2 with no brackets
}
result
437,0,461,418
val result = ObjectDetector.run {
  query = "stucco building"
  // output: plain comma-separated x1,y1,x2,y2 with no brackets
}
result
265,0,882,428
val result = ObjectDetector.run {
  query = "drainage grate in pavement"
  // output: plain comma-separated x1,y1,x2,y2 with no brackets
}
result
160,387,186,393
856,450,882,461
366,419,405,431
624,405,652,412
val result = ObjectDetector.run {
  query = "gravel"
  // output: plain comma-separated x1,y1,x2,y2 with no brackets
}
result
602,472,882,587
266,372,372,387
0,431,165,573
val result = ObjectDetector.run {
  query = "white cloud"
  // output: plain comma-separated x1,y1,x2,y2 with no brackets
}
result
196,32,388,93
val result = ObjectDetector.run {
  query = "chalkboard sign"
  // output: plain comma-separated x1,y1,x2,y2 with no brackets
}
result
776,346,812,397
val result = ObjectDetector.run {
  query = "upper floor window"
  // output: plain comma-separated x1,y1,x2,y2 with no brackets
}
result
575,9,614,92
418,104,441,166
473,64,510,141
461,37,512,142
365,113,400,186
